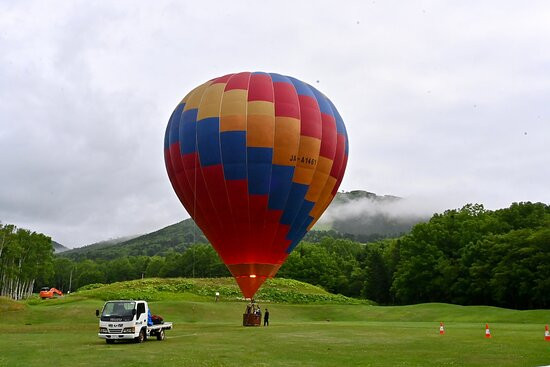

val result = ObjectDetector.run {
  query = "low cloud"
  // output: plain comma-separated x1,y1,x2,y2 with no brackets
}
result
317,193,459,236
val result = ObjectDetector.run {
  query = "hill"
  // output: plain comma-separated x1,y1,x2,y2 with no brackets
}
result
60,190,427,260
74,277,370,304
317,190,429,240
60,220,206,260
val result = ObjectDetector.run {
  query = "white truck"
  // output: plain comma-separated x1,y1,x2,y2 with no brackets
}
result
96,300,172,344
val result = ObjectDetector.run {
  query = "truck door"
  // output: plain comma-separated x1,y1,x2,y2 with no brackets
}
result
136,302,147,326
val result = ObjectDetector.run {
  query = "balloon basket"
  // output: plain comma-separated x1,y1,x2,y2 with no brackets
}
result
242,313,261,327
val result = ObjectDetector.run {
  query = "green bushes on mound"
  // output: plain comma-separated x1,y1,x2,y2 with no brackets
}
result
75,277,373,304
76,283,106,291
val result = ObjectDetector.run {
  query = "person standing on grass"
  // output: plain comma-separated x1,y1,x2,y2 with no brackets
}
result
264,308,269,326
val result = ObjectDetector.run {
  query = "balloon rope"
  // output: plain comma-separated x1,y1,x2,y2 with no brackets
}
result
192,130,197,278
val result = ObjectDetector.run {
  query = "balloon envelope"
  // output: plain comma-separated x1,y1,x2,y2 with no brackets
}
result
164,72,349,298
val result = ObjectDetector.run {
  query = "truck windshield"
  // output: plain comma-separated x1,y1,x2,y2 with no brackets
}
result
101,302,135,320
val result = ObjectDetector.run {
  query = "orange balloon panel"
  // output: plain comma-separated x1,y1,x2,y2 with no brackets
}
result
164,72,349,298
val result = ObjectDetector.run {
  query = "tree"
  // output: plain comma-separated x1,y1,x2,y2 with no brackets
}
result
74,260,105,288
145,256,165,277
361,249,391,304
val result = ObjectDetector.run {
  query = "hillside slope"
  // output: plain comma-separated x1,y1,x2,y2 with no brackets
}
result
60,190,427,260
319,190,428,239
60,220,206,260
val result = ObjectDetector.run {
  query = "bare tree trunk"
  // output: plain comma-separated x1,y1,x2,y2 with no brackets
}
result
1,273,6,297
15,257,23,300
16,279,21,300
69,268,73,293
0,231,5,259
8,277,13,299
2,273,8,298
14,278,19,300
22,280,28,299
27,279,34,298
19,280,26,300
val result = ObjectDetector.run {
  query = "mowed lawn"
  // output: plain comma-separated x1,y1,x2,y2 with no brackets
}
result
1,297,550,366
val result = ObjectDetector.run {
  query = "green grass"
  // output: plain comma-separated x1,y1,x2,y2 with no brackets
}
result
1,280,550,366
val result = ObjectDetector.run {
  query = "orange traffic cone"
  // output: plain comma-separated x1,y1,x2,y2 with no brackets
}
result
439,322,445,335
485,323,492,338
545,325,550,341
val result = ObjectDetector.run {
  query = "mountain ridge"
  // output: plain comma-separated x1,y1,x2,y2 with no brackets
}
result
59,190,428,260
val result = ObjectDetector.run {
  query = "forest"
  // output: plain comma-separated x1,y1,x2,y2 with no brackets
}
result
1,201,549,309
0,224,53,299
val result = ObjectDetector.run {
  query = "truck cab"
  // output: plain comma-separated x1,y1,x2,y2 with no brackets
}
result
96,300,172,344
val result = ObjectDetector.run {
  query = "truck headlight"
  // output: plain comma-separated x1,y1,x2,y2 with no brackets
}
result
99,327,108,333
122,327,135,334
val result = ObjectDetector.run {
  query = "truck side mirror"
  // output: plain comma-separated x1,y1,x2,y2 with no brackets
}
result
95,309,99,317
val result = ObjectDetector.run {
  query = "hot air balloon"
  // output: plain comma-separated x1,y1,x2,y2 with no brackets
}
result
164,72,348,299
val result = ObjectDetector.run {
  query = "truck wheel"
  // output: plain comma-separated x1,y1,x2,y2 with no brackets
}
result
135,329,145,343
156,329,165,341
106,339,114,344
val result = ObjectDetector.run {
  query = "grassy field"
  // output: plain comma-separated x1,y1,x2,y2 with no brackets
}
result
1,280,550,366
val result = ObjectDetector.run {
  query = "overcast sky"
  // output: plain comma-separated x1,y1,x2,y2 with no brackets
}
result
1,1,549,247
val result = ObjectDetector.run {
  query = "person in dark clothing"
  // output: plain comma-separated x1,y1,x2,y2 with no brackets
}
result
264,308,269,326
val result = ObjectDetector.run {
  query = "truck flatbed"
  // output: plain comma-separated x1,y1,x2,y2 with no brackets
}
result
148,322,173,332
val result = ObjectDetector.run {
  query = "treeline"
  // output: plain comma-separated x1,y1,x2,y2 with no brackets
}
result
0,223,53,299
4,201,549,309
50,245,230,292
303,229,396,244
285,202,550,309
50,202,549,310
392,202,550,309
